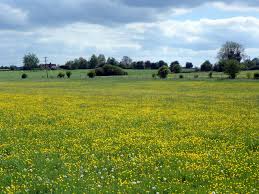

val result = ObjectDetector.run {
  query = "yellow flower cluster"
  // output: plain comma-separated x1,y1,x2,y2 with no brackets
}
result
0,80,258,193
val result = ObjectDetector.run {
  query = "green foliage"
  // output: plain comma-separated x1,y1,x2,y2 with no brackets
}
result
179,75,184,79
223,60,241,79
209,72,213,78
152,73,157,79
157,65,170,79
201,60,213,71
23,53,39,70
186,62,193,69
95,65,127,76
66,71,72,78
89,54,99,69
57,72,65,78
21,73,28,79
254,72,259,79
87,71,96,78
218,41,245,62
194,75,199,79
170,62,182,73
246,72,252,79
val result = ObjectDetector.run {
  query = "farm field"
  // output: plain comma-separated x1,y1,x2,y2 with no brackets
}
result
0,76,258,193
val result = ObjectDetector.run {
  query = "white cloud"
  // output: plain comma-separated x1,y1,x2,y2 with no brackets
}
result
0,3,28,26
212,2,259,12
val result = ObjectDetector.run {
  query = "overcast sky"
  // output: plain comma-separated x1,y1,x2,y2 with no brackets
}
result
1,0,259,66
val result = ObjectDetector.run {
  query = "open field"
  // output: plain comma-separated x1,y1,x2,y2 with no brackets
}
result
0,69,259,81
0,75,258,193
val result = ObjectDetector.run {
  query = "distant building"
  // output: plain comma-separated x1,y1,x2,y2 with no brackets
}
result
39,63,58,70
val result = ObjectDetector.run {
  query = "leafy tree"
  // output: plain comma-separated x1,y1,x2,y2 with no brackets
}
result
120,56,132,69
144,61,152,69
78,57,88,69
157,65,170,79
157,60,168,68
186,62,193,69
213,61,225,72
23,53,39,70
97,54,106,67
200,60,213,71
89,54,98,69
218,41,246,62
107,57,119,66
170,62,182,73
133,61,145,69
223,60,241,79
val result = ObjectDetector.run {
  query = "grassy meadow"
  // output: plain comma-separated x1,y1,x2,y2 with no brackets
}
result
0,70,258,193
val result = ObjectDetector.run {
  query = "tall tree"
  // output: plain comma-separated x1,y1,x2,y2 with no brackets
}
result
107,57,119,66
89,54,98,69
97,54,106,67
217,41,246,62
23,53,39,70
185,62,193,69
120,56,132,69
200,60,213,71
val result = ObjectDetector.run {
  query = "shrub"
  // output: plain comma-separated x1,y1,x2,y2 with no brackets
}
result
66,71,72,78
254,72,259,79
223,60,241,79
246,72,252,79
179,75,184,79
87,71,96,78
194,75,199,79
94,65,127,76
157,65,170,79
209,72,213,78
57,72,65,78
21,73,28,79
152,73,157,79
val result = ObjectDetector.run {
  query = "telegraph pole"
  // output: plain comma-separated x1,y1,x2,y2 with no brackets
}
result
44,57,49,78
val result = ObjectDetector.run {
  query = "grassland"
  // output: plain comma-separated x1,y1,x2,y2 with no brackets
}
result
0,71,258,193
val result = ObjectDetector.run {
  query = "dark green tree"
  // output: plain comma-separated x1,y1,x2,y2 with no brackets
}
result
200,60,213,71
157,65,170,79
23,53,39,70
89,54,98,69
224,60,241,79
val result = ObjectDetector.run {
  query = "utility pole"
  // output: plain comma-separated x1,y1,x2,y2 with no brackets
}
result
44,57,49,78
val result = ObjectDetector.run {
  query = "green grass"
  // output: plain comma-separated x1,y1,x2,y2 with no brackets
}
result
0,69,258,81
0,71,258,193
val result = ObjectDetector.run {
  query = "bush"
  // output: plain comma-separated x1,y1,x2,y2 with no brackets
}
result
246,72,252,79
157,65,170,79
179,75,184,79
66,71,72,78
57,72,65,78
209,72,213,78
94,65,127,76
87,71,96,78
223,60,241,79
254,73,259,79
21,73,28,79
152,73,157,79
194,75,199,79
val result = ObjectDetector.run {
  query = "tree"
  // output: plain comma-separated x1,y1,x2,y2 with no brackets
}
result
223,60,241,79
133,61,145,69
200,60,213,71
218,41,246,62
120,56,132,69
144,61,151,69
157,65,170,79
97,54,106,67
157,60,168,68
170,61,182,73
107,57,119,66
23,53,39,70
89,54,98,69
186,62,193,69
78,57,88,69
213,61,225,72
